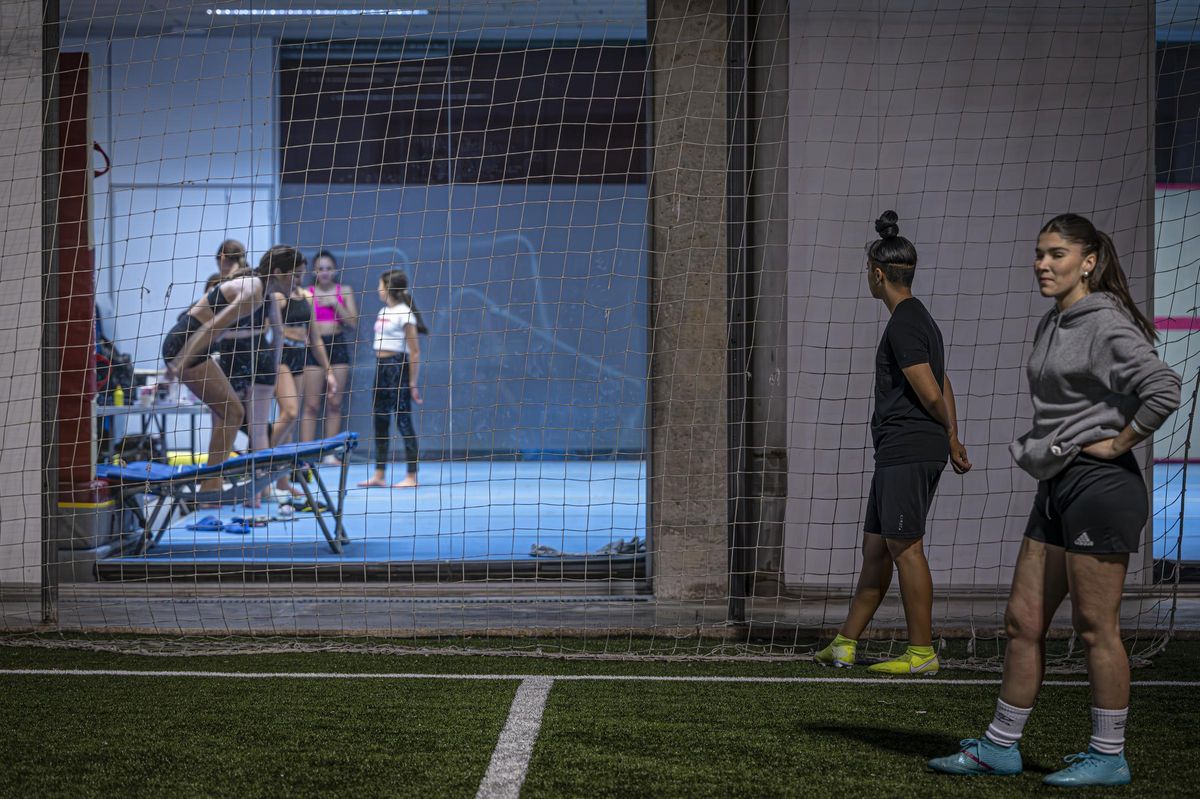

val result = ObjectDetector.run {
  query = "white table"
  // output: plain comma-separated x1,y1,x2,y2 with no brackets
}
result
94,401,209,462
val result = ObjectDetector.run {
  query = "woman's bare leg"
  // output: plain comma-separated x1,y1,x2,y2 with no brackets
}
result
840,533,893,640
325,363,351,438
271,366,300,447
272,367,302,494
180,359,243,493
244,383,273,453
242,383,274,507
1066,552,1131,710
999,538,1070,708
300,365,324,442
886,536,934,648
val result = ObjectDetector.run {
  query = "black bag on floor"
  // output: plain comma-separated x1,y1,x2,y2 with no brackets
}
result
113,433,166,464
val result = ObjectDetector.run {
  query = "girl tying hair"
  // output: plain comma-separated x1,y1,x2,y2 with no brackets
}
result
929,214,1181,787
163,244,303,495
359,269,427,488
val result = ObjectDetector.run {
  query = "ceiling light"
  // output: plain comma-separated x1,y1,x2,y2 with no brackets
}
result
206,8,430,17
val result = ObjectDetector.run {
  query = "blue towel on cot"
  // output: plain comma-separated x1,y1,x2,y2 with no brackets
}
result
95,432,358,485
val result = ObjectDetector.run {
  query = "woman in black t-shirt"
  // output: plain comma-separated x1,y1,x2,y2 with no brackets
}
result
814,211,971,675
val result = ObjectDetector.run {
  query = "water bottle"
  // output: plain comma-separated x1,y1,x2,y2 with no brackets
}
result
112,385,125,407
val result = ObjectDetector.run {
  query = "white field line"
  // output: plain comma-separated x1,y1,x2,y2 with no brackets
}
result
475,677,554,799
0,669,1198,687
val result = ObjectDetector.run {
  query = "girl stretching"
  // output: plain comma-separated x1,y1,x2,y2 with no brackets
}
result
359,270,427,488
163,245,303,494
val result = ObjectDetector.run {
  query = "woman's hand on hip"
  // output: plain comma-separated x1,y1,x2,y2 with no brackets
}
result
1082,438,1123,460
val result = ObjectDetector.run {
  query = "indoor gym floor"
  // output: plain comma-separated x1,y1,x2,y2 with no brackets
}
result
100,459,647,565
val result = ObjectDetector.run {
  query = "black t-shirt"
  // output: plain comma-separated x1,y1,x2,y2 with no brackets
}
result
871,297,949,466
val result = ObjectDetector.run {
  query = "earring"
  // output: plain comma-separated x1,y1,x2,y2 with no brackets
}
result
1083,272,1091,279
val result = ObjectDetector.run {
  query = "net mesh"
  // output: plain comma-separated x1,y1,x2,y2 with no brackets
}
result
0,0,1195,668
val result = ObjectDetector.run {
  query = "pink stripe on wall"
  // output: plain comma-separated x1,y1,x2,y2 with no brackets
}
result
1156,317,1200,331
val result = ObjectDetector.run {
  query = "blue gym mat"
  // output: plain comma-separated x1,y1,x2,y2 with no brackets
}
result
101,460,647,564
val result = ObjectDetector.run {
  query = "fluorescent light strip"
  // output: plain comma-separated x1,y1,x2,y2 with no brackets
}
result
207,8,430,16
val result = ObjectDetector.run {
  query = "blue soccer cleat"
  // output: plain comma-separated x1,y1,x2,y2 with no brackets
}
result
1042,749,1131,787
927,738,1023,776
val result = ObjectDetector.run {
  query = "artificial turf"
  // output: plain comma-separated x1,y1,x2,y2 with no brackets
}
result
525,681,1200,798
0,675,514,798
0,640,1197,797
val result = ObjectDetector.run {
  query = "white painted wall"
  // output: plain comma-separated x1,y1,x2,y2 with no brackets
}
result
0,0,44,591
65,30,277,451
80,31,277,366
785,0,1156,590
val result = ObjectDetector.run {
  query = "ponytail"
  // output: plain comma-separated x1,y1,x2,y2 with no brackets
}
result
381,269,429,335
403,290,429,336
1039,214,1157,342
217,239,250,277
1092,231,1156,342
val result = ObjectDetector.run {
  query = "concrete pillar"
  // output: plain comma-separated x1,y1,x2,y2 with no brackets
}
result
0,0,46,604
649,0,729,601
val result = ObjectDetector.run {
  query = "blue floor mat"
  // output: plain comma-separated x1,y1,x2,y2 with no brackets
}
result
103,460,647,564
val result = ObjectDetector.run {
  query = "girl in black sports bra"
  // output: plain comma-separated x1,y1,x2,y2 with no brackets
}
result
162,245,305,495
268,286,337,502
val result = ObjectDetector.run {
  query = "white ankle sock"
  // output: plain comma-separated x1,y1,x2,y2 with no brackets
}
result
985,699,1033,747
1089,707,1127,755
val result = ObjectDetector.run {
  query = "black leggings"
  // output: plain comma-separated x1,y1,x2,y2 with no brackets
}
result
372,355,418,474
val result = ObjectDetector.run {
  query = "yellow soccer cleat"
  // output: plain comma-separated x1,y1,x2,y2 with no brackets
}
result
867,646,939,676
814,634,857,668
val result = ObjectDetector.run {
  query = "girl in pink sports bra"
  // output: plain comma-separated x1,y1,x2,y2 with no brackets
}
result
301,251,358,464
309,284,345,323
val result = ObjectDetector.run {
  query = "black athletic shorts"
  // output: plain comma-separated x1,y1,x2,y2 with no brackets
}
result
279,344,308,375
864,460,945,539
217,336,276,393
310,332,352,366
161,314,212,369
1024,451,1146,554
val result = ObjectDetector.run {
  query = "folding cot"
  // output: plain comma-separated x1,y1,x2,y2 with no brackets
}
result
95,432,358,554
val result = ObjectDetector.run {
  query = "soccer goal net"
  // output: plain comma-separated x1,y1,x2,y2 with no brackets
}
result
0,0,1195,667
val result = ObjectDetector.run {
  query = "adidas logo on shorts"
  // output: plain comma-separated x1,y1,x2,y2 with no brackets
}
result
1073,531,1094,547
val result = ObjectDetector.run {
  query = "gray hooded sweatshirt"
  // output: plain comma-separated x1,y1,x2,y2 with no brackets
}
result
1010,292,1182,481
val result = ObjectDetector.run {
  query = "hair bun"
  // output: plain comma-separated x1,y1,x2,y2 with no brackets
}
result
874,210,900,240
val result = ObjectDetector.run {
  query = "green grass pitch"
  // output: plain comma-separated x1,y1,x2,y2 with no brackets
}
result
1,641,1197,797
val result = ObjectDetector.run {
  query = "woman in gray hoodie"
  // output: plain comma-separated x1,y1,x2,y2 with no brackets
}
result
929,214,1182,787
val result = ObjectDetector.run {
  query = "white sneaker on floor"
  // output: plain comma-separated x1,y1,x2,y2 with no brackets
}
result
270,488,296,505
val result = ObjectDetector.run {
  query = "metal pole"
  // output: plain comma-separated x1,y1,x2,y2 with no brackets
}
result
41,0,62,625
